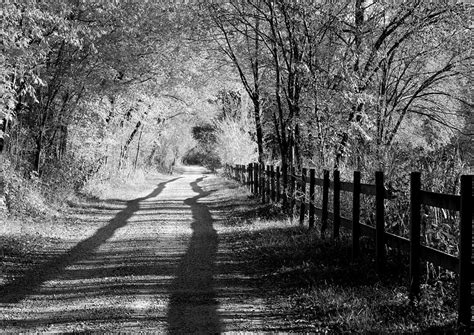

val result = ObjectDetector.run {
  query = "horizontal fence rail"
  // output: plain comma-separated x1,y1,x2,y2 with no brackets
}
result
225,164,473,331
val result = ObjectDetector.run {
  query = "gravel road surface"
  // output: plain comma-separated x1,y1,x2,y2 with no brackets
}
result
0,166,284,333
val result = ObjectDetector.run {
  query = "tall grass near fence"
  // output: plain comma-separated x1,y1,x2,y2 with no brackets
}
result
226,163,472,332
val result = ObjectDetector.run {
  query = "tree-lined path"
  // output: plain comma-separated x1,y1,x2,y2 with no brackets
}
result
2,1,471,332
0,167,288,333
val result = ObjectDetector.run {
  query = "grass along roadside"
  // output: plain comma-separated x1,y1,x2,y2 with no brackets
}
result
0,168,460,332
220,187,458,333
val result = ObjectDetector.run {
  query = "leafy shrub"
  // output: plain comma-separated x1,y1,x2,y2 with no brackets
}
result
0,158,54,217
214,116,257,165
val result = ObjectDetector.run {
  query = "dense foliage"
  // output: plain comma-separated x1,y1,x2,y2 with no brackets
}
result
204,0,471,172
0,1,471,221
0,1,236,201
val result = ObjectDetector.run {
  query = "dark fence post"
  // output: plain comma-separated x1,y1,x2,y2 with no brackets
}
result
258,163,261,194
261,163,265,202
263,165,267,202
247,163,253,193
352,171,361,260
409,172,421,301
309,169,316,229
253,163,258,195
458,175,472,331
276,166,281,203
333,170,341,239
282,165,288,209
291,166,297,215
321,170,329,238
409,172,422,302
256,164,260,194
266,165,271,203
299,168,307,226
247,164,250,189
375,171,385,273
271,166,275,202
263,165,267,201
289,166,295,217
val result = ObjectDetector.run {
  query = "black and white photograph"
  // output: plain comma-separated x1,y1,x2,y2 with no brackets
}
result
0,0,472,333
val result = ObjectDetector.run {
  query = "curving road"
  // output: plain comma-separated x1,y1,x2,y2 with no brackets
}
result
0,166,279,333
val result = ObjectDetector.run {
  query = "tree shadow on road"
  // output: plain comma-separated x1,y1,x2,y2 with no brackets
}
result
167,176,221,334
0,177,181,304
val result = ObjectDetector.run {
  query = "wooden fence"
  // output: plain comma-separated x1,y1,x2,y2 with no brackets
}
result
226,163,473,331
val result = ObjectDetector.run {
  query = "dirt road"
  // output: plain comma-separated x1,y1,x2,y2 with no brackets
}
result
0,167,283,333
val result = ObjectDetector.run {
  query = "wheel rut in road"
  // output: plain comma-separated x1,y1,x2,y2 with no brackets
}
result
0,168,278,333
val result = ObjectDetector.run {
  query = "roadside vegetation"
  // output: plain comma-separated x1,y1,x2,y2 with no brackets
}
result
221,184,458,333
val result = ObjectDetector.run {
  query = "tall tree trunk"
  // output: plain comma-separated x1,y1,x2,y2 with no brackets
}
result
334,0,366,169
252,14,264,164
293,123,302,171
253,98,264,164
34,133,43,174
57,125,68,161
133,126,144,170
119,120,142,170
210,5,265,164
0,118,9,154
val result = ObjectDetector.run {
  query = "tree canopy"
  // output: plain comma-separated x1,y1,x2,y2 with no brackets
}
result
0,0,471,190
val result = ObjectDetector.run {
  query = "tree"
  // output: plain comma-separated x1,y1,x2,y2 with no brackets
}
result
207,1,266,164
330,0,472,169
